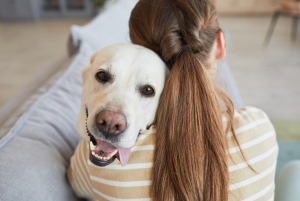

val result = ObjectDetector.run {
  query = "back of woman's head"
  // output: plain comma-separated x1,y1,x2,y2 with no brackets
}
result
129,0,235,200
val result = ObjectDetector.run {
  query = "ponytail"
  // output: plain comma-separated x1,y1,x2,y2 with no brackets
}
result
152,52,228,200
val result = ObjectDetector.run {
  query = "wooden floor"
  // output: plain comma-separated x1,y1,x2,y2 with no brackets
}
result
0,16,299,120
0,19,90,108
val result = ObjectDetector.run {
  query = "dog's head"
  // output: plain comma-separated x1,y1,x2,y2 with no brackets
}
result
77,43,169,167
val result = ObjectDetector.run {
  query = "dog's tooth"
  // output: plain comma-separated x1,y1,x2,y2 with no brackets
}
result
92,152,115,161
111,150,118,156
90,141,96,150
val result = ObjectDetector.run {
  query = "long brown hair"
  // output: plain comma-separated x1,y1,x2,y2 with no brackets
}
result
129,0,245,200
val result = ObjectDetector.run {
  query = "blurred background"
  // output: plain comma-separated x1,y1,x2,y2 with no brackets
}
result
0,0,299,136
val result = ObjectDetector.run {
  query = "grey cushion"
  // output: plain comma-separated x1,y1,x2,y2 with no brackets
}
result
71,0,138,51
0,43,94,201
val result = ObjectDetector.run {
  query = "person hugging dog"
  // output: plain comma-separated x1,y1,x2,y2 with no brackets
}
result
68,0,278,200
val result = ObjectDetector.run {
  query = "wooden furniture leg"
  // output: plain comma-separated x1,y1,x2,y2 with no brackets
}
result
291,16,299,41
264,12,280,46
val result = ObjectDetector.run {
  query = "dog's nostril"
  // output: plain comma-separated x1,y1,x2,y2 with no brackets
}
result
99,120,106,127
115,123,126,131
98,118,105,124
114,124,123,131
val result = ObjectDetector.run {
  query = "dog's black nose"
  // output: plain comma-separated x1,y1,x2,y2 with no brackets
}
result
97,110,126,137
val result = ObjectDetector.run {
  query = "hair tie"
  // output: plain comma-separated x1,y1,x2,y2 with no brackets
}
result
156,46,192,69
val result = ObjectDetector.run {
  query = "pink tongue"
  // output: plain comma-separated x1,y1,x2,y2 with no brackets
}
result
117,147,131,167
96,139,131,167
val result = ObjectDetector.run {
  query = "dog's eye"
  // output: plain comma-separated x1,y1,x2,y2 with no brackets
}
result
141,86,155,97
96,71,109,82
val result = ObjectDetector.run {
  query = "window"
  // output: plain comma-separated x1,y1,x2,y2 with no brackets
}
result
66,0,85,10
43,0,60,11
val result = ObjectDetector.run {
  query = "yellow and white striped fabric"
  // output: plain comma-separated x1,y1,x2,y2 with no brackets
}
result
68,106,278,201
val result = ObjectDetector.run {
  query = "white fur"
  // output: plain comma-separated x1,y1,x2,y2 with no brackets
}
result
76,43,169,148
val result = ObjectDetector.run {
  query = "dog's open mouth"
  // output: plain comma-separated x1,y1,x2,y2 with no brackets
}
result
88,130,131,167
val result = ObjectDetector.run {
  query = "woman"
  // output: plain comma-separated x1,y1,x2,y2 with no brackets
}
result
129,0,278,200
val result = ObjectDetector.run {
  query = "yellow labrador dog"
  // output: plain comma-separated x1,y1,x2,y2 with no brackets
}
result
75,43,168,168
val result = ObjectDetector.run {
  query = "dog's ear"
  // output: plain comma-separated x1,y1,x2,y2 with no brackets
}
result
81,51,98,83
90,51,97,64
81,65,91,84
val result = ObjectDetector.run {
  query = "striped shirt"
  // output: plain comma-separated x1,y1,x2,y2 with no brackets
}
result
68,106,278,201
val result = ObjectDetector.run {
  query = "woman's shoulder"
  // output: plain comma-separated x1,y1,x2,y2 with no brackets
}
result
232,106,275,136
228,106,278,201
229,106,277,153
229,106,277,156
234,106,269,122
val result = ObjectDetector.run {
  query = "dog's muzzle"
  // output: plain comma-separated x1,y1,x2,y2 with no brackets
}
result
87,110,131,167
